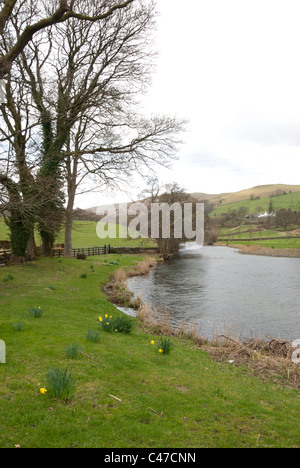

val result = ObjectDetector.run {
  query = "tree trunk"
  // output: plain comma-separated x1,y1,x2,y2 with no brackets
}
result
64,181,76,257
26,230,38,261
41,232,53,257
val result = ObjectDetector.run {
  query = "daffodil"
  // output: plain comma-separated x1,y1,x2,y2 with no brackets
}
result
40,388,47,395
151,340,155,345
158,349,163,354
105,314,108,318
106,322,109,326
99,317,103,322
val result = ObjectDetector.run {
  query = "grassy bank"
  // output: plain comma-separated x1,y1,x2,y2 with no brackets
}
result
0,255,299,448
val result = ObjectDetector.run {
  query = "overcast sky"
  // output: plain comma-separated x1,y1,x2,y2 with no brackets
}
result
78,0,300,208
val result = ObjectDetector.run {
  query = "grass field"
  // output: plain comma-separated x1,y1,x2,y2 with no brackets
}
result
218,225,300,249
211,191,300,217
0,256,299,448
0,219,156,248
224,238,300,249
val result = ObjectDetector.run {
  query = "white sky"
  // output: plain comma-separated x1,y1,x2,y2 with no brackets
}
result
77,0,300,208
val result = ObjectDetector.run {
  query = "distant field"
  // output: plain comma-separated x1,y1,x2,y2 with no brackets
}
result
225,238,300,249
194,184,300,207
0,219,156,248
211,191,300,217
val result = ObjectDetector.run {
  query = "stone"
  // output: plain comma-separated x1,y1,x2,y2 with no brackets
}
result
0,339,6,363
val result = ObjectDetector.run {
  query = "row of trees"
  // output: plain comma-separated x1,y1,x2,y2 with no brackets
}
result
0,0,185,262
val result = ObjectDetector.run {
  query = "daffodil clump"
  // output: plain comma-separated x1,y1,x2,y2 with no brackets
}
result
29,306,43,318
98,314,135,335
152,337,175,355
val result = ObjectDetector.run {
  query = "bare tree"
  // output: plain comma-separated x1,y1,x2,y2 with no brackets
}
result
0,0,135,78
0,0,186,259
21,1,185,257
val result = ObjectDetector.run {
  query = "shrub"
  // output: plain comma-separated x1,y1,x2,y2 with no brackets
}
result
157,337,175,355
45,368,76,401
29,307,43,318
65,343,82,359
86,329,100,343
76,253,87,260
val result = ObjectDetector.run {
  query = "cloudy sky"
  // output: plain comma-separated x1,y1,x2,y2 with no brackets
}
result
78,0,300,208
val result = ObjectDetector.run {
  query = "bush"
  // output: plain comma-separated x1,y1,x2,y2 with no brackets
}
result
45,368,76,401
76,253,87,260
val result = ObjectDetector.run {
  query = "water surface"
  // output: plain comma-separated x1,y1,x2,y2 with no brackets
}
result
127,245,300,340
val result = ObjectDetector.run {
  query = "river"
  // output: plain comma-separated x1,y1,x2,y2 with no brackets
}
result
125,245,300,340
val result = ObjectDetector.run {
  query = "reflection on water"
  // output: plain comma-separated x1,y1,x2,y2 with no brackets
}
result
127,245,300,340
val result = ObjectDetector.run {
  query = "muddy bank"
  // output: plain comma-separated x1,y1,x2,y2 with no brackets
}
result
103,256,158,309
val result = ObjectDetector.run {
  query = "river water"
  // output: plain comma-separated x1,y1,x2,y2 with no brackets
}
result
126,245,300,340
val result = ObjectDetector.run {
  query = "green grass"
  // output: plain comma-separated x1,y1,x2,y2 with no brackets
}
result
0,219,156,248
211,191,300,217
0,256,299,448
226,238,300,249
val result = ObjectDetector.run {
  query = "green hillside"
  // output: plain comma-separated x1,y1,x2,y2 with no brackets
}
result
193,184,300,207
211,190,300,217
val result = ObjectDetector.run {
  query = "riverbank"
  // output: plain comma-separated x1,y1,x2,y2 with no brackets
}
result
106,257,300,391
0,255,299,448
218,243,300,258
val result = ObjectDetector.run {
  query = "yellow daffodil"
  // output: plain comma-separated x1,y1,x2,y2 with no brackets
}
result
105,314,108,318
158,349,163,354
40,388,47,395
106,322,109,326
151,340,155,345
99,317,103,322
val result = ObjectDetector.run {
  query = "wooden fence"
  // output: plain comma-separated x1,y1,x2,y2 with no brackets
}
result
0,246,111,264
52,245,111,258
0,250,11,266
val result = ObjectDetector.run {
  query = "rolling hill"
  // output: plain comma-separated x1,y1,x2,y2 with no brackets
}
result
191,184,300,216
192,184,300,206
